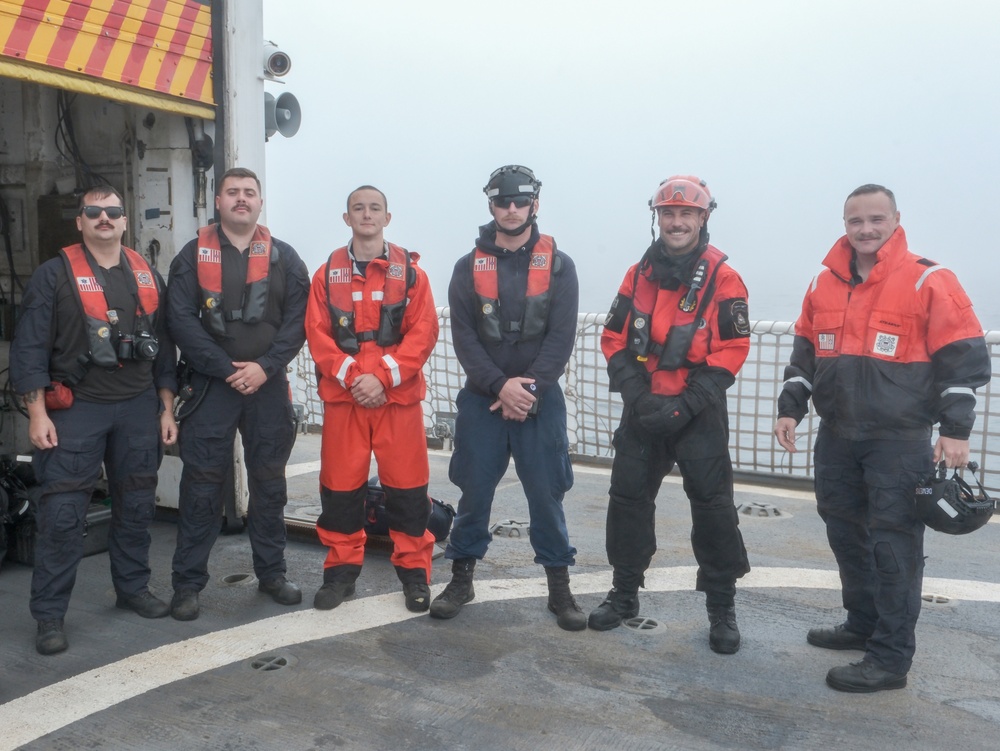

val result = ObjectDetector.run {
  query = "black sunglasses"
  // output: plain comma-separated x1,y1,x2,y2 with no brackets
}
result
79,205,125,220
490,195,533,209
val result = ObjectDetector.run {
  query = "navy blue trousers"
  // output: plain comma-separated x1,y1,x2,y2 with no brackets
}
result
814,424,932,674
30,389,162,621
172,373,295,591
445,387,576,567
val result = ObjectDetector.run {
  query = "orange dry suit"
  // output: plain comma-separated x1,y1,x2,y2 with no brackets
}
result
305,242,440,583
777,226,990,441
602,243,751,397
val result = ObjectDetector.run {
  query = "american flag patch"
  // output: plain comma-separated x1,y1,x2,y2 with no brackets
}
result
198,247,221,264
474,257,496,272
328,267,352,283
77,276,102,293
818,333,835,351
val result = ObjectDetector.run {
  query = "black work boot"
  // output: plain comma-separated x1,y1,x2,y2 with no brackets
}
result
314,565,361,611
545,566,587,631
707,605,741,654
36,619,68,655
587,588,639,631
396,566,431,613
429,558,476,620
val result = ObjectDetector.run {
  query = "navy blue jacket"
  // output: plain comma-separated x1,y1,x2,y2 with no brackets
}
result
448,223,579,398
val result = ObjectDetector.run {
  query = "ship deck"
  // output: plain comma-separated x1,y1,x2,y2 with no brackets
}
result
2,432,999,750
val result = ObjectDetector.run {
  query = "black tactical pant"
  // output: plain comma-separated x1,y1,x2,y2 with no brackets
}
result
605,398,749,604
814,424,931,674
172,373,295,591
31,389,162,621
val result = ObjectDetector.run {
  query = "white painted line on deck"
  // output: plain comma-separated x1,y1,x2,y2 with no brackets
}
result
5,566,1000,750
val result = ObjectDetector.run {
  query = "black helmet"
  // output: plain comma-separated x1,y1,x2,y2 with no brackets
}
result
483,165,541,200
915,462,995,535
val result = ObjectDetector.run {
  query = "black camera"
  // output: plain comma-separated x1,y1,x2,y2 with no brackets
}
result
117,332,159,361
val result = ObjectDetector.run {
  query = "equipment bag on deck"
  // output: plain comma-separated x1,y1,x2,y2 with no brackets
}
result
364,477,456,542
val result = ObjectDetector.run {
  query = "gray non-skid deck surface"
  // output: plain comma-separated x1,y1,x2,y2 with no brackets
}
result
1,432,999,750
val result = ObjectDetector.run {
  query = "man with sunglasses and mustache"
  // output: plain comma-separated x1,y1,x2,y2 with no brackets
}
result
165,167,309,621
11,186,177,654
430,165,585,631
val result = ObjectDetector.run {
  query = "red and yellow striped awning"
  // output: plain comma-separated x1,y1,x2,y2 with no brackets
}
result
0,0,214,118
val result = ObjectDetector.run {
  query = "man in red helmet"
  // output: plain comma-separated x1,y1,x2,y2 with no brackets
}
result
590,175,751,654
774,184,990,692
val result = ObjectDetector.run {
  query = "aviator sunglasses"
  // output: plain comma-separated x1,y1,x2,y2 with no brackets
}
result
490,195,533,209
79,205,125,220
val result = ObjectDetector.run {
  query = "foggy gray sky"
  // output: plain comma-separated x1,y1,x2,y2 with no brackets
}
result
261,0,1000,329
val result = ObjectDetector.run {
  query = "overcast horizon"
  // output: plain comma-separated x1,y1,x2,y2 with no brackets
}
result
260,0,1000,330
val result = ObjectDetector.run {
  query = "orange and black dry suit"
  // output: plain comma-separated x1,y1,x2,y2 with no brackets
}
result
776,226,990,675
305,242,439,586
600,239,751,602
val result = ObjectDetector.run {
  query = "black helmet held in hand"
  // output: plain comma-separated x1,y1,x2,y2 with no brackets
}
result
914,461,995,535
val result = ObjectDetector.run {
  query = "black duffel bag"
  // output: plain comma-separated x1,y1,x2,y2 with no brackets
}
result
364,477,455,542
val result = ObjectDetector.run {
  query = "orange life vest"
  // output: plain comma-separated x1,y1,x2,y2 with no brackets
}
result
60,243,160,370
624,245,728,370
196,224,273,338
324,243,413,355
472,234,556,342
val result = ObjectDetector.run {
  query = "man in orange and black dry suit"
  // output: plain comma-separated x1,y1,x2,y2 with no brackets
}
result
305,186,439,613
774,184,990,693
591,175,751,654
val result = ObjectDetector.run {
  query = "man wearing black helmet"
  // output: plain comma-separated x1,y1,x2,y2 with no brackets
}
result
774,184,990,692
592,176,751,655
430,165,585,631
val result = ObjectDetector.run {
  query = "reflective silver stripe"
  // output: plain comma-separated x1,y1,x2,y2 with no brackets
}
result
941,386,975,398
915,264,945,291
372,291,385,301
382,354,401,387
352,291,363,301
783,376,812,392
336,357,356,388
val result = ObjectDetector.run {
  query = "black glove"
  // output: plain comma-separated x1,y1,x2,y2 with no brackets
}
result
634,392,665,417
608,351,651,409
637,395,693,436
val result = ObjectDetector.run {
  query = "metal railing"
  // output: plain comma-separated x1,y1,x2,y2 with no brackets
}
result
293,313,1000,494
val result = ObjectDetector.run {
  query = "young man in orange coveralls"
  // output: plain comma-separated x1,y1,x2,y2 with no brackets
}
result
591,176,751,654
775,184,990,692
305,186,439,612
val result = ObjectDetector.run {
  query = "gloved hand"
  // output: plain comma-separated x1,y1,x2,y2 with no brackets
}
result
634,392,666,417
637,395,693,437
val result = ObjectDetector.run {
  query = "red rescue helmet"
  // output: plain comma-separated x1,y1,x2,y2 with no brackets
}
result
649,175,717,214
